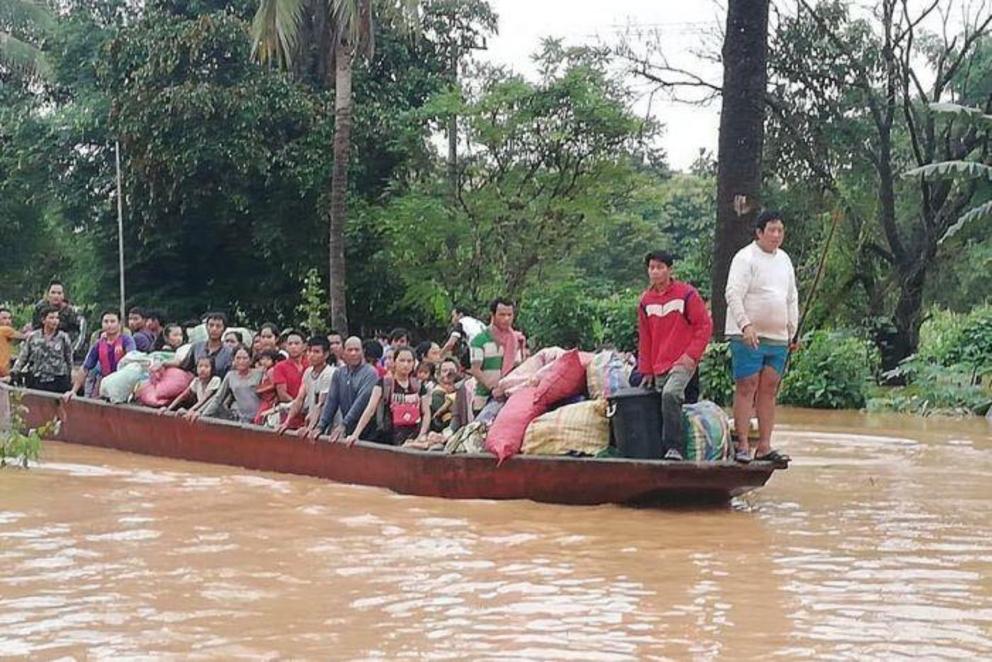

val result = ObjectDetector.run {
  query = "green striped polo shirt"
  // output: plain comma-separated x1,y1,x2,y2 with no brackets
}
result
469,328,504,410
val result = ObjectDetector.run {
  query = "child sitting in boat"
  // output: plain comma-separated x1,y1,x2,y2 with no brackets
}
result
252,349,283,427
162,356,220,420
192,346,261,424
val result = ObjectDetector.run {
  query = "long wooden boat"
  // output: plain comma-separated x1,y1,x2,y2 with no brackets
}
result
4,384,783,506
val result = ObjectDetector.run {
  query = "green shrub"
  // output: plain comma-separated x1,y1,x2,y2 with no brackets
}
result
866,362,991,416
593,290,639,352
780,330,878,409
519,283,639,351
1,391,53,468
915,307,969,365
699,341,734,406
942,305,992,374
870,305,992,415
518,281,604,349
295,268,328,336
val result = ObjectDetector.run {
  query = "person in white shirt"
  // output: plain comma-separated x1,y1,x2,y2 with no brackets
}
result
725,210,798,466
440,304,486,367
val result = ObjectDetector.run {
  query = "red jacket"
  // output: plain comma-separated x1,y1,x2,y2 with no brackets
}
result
637,281,713,376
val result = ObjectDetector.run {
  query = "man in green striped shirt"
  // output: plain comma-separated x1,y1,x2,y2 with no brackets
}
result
468,298,526,413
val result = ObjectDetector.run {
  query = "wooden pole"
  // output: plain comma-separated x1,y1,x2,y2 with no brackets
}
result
115,141,126,319
795,208,843,343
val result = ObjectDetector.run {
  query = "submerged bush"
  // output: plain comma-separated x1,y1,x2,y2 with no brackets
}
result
1,391,54,468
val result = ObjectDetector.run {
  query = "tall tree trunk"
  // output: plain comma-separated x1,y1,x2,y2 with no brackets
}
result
888,266,926,370
710,0,770,338
329,49,353,334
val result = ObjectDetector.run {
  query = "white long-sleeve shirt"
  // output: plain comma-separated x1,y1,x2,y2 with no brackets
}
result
724,242,799,343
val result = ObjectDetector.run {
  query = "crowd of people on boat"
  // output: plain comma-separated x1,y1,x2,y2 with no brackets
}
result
1,287,532,449
1,211,797,464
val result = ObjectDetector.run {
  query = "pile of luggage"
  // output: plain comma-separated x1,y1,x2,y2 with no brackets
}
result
448,347,730,463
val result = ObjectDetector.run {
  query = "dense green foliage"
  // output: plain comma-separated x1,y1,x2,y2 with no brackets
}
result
869,306,992,415
516,284,638,352
780,331,879,409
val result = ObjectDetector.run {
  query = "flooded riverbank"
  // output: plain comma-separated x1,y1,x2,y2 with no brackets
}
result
1,408,990,659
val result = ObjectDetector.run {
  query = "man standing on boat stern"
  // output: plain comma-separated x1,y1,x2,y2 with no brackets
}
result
638,251,713,461
725,210,798,465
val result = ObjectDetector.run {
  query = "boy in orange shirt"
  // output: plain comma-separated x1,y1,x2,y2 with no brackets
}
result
0,306,25,380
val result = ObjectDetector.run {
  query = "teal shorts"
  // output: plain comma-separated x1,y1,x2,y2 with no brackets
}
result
729,338,788,380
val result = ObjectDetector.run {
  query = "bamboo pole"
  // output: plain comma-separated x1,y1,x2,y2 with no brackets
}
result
115,141,126,319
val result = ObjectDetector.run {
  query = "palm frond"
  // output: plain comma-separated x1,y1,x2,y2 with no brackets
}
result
927,102,992,128
939,199,992,245
250,0,307,68
0,29,51,79
329,0,369,56
903,160,992,181
327,0,420,60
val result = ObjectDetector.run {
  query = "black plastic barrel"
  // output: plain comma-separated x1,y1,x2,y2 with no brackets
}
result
607,387,663,459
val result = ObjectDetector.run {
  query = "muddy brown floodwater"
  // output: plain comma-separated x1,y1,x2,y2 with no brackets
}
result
1,408,990,659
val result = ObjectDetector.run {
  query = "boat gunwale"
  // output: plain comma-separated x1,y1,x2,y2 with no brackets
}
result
3,384,777,473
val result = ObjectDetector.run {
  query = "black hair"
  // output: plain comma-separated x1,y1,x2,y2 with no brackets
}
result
38,304,60,319
327,329,342,339
47,279,65,292
389,327,409,343
100,309,121,322
489,297,514,314
128,306,146,318
417,360,436,376
452,303,472,317
644,250,675,267
363,339,384,362
282,329,304,342
415,340,433,362
308,336,331,352
156,323,186,350
755,209,784,233
258,322,279,336
393,346,416,362
440,356,460,369
144,309,164,324
255,349,283,365
0,305,11,315
195,355,216,373
204,311,228,327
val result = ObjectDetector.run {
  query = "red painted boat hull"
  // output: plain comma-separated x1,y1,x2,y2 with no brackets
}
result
6,385,780,505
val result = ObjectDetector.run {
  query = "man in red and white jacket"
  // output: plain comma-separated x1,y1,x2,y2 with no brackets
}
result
637,250,713,460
